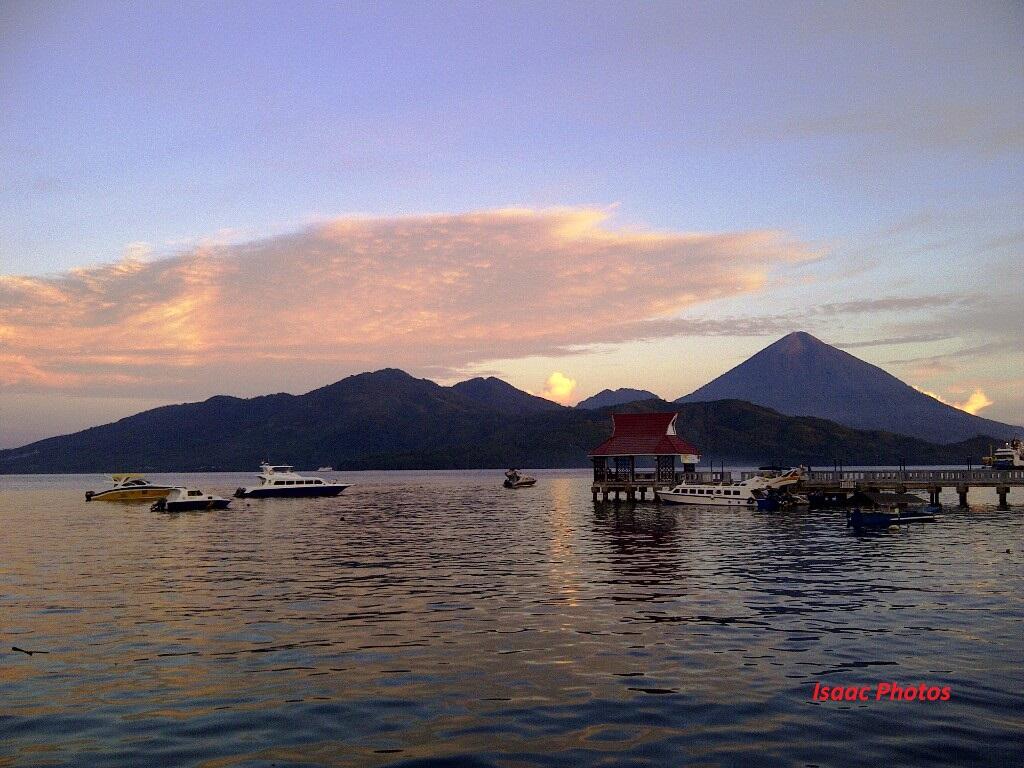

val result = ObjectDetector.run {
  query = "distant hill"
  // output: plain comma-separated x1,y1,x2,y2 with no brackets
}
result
451,376,562,413
576,388,659,410
677,331,1021,443
0,370,1000,472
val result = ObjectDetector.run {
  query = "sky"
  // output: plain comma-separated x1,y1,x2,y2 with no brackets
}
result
1,0,1022,447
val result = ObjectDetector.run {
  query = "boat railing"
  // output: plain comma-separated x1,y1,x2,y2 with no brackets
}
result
603,470,736,484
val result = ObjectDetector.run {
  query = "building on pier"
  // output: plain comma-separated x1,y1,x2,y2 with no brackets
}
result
589,412,701,501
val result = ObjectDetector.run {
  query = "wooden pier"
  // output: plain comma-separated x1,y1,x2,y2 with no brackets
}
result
591,467,1024,510
797,468,1024,510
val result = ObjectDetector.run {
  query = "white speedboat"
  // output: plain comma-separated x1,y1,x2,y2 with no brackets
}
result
234,463,350,498
152,487,231,512
86,474,176,502
657,468,803,507
503,469,537,488
992,438,1024,469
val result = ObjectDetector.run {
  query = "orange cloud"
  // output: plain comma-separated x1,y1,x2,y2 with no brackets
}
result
912,385,994,415
1,208,813,400
957,389,994,415
539,372,578,404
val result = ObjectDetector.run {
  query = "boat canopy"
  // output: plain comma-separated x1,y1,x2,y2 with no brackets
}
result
851,491,926,508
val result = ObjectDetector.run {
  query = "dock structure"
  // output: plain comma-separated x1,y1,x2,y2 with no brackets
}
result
797,468,1024,510
596,466,1023,509
589,412,701,502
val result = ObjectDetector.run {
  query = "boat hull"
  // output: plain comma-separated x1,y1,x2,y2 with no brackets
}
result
235,485,349,498
86,487,175,502
657,492,755,506
847,509,895,529
162,499,232,512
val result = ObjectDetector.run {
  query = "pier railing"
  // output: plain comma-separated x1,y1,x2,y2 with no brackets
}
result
797,469,1024,486
624,470,735,484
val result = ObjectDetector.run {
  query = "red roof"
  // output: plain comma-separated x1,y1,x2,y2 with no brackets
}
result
588,412,699,457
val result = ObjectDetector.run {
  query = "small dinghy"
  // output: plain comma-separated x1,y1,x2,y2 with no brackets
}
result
151,487,231,512
503,469,537,488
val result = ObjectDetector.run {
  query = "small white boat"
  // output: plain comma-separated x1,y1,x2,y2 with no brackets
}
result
235,463,350,498
151,487,231,512
657,468,803,507
86,474,176,502
503,469,537,488
317,466,334,472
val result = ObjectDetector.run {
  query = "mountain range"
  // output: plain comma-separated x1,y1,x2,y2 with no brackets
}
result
0,365,1002,473
676,332,1019,443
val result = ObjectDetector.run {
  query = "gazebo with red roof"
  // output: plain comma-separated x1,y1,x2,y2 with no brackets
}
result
588,412,701,488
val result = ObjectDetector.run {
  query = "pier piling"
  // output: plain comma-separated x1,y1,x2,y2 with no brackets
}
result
957,484,969,508
997,486,1010,510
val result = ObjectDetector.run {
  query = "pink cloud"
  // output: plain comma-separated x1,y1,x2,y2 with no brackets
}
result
1,208,814,399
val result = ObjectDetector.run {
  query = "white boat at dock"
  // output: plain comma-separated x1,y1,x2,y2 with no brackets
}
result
991,438,1024,469
235,463,350,498
657,468,803,507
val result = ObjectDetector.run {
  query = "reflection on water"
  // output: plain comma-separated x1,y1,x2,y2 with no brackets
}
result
1,470,1022,766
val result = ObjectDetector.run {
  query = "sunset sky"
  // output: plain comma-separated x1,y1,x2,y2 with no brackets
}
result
2,1,1022,447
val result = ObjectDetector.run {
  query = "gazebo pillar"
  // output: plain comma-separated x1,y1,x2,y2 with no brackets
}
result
656,455,675,484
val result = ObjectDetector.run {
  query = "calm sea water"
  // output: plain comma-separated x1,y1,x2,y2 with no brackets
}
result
1,470,1022,767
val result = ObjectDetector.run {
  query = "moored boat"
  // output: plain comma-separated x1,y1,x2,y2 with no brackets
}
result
85,474,176,502
753,487,804,511
235,463,350,498
503,469,537,488
658,467,802,507
152,487,231,512
846,491,939,531
991,438,1024,469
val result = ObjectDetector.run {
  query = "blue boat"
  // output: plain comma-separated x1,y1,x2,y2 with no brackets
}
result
846,492,939,531
846,508,896,530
